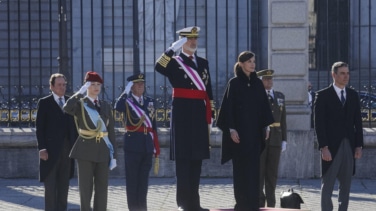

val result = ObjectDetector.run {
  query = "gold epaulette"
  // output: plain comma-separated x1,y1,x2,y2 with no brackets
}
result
157,54,171,68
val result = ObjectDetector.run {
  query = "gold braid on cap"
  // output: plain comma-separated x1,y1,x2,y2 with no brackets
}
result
123,101,145,131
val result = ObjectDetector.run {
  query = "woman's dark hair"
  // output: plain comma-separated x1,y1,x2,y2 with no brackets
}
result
233,51,255,76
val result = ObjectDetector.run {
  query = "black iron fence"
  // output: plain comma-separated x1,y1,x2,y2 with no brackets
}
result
309,0,376,127
0,0,375,128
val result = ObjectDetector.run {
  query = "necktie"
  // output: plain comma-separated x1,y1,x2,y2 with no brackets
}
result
341,90,345,105
139,97,143,106
94,99,100,112
189,55,194,60
267,90,274,104
58,97,64,108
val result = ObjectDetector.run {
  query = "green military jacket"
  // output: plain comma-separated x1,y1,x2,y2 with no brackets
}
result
268,90,287,146
63,93,117,163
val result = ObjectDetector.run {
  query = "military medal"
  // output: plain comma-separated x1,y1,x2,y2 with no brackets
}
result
148,102,155,120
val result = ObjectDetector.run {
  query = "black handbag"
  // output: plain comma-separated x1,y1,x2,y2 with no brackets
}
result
280,188,304,209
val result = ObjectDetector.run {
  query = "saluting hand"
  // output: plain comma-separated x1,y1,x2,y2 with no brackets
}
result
169,37,187,52
230,130,240,144
123,82,133,95
78,82,91,94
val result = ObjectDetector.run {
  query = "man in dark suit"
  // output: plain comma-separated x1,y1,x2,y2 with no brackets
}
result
36,73,77,211
314,61,363,211
257,69,287,208
114,73,160,211
155,26,214,211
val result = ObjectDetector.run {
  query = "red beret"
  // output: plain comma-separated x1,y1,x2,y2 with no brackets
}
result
84,71,103,84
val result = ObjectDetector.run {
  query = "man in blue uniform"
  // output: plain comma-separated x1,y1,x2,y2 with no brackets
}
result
114,73,160,211
155,26,214,211
257,69,287,208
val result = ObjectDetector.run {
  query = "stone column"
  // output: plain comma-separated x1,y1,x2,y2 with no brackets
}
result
268,0,315,178
268,0,310,130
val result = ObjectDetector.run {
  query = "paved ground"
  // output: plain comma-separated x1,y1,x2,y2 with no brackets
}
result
0,177,375,211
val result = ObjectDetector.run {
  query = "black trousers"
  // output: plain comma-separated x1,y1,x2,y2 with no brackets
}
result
232,153,260,211
124,151,153,211
43,139,71,211
175,159,203,210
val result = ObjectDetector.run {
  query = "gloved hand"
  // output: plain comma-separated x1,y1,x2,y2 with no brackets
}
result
169,37,187,52
109,159,117,170
208,118,214,134
123,81,133,95
78,82,91,94
281,141,287,152
265,126,270,140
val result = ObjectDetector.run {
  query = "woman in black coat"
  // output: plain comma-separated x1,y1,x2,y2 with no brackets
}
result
217,51,274,211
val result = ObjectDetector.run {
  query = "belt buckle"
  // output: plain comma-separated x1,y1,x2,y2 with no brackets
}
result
96,132,103,143
144,127,147,135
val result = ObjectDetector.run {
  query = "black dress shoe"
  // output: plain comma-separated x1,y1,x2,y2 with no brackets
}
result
181,206,209,211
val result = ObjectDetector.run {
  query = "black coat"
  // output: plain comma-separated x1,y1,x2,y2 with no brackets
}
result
217,71,274,164
155,50,213,160
35,95,77,182
314,85,363,176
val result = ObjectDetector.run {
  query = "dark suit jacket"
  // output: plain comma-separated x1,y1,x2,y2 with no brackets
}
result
155,50,213,160
314,84,363,176
35,94,77,182
63,93,117,163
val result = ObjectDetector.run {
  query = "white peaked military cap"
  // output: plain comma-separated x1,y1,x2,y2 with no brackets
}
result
176,26,200,38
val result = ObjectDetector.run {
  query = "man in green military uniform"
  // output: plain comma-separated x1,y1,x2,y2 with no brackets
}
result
257,69,287,208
